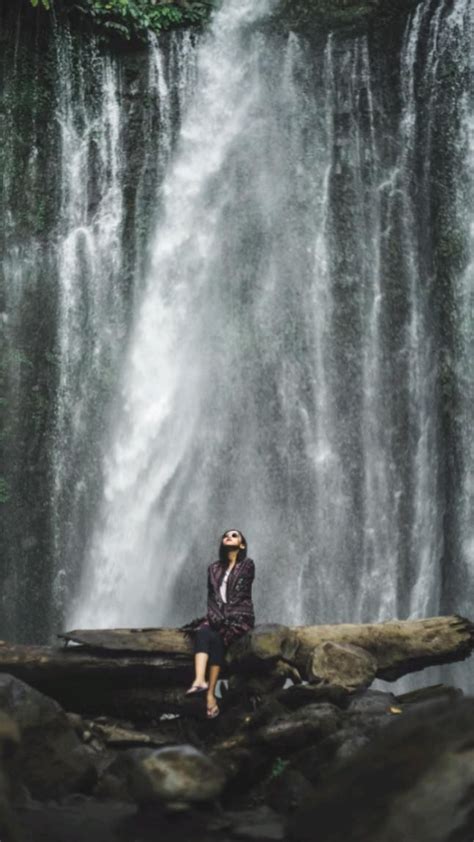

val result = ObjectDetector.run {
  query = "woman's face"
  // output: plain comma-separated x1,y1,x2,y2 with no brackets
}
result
222,529,244,551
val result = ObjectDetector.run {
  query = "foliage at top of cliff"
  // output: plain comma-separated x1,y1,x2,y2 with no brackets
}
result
29,0,216,40
29,0,424,41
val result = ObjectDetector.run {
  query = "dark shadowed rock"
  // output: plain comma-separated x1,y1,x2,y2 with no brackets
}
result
265,767,316,816
17,799,283,842
226,805,285,840
288,697,474,842
395,682,463,708
256,703,342,750
277,683,349,710
0,711,21,841
0,673,96,799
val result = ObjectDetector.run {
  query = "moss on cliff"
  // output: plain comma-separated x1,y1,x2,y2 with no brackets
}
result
29,0,215,41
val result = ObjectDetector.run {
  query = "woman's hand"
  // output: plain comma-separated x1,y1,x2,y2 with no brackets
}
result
179,616,207,637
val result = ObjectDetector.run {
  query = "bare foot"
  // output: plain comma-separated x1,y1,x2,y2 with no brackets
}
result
185,682,208,695
206,693,219,718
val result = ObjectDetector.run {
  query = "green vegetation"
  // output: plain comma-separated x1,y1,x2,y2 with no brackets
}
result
29,0,216,39
269,757,289,779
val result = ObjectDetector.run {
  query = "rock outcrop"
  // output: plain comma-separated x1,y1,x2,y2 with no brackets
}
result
288,696,474,842
0,673,96,799
274,0,423,35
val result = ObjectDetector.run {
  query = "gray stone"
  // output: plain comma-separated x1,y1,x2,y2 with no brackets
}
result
123,744,225,808
346,689,397,715
307,642,378,692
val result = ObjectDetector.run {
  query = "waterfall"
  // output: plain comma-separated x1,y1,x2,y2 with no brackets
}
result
51,31,125,614
460,6,474,598
0,0,472,659
69,0,473,638
0,5,199,640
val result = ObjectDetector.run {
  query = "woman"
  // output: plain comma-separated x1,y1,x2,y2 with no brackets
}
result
183,529,255,719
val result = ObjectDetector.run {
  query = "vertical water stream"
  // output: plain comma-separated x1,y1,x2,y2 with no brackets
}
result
70,0,473,641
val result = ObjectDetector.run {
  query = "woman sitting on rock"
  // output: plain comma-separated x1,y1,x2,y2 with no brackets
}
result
183,529,255,719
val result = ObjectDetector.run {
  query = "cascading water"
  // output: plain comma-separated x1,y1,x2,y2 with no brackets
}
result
0,4,199,641
50,26,198,621
69,0,473,647
0,0,472,666
459,8,474,603
51,31,125,614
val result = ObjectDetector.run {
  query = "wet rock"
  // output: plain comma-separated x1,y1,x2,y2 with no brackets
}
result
0,711,21,841
326,726,371,765
306,642,377,692
395,682,463,708
91,722,170,748
66,712,85,738
17,798,136,842
346,689,397,715
288,697,474,842
227,805,285,840
265,767,316,816
0,673,96,799
257,703,342,750
289,692,403,782
275,0,422,36
120,744,225,808
277,682,349,710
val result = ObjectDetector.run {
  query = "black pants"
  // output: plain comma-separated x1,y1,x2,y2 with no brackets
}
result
194,625,225,667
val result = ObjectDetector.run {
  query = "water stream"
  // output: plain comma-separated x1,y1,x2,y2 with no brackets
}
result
69,0,473,641
0,0,472,663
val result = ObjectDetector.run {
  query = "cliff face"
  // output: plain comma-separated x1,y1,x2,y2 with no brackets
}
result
12,0,427,41
0,0,169,639
0,0,472,649
275,0,424,34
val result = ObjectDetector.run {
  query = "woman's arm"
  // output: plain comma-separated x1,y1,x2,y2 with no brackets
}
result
229,558,255,604
220,558,255,646
207,563,225,627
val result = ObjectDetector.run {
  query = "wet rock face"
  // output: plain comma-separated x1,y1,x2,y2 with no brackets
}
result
288,698,474,842
0,673,96,799
256,703,342,751
120,744,226,808
274,0,423,35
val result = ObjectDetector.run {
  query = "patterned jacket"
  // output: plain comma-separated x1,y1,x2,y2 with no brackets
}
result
184,557,255,647
207,557,255,646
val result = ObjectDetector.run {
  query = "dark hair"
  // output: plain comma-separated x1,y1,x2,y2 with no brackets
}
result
218,529,248,565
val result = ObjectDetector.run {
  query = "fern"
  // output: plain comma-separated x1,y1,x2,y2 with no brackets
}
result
30,0,214,39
